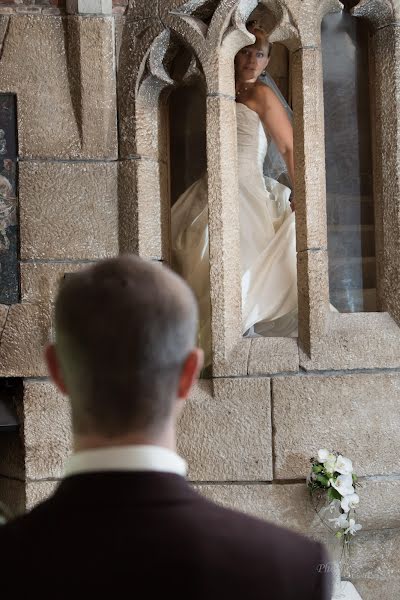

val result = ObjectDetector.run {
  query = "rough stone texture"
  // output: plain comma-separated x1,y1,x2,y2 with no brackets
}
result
0,303,50,377
247,337,299,375
272,372,400,479
161,1,254,97
0,304,8,332
65,16,117,158
212,338,252,378
206,96,242,370
299,312,400,371
292,47,328,253
20,262,95,306
0,16,117,159
368,26,400,326
297,249,330,357
118,158,168,259
136,73,170,161
352,0,400,30
178,378,272,481
26,479,59,510
269,0,343,49
117,17,164,158
23,380,72,480
344,528,400,599
195,477,400,534
19,161,118,260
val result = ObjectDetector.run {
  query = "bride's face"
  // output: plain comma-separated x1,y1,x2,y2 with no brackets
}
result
235,33,270,83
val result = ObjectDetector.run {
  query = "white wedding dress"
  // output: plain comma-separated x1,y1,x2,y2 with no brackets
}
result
171,102,298,362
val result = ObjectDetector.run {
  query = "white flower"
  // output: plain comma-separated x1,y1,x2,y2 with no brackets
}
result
324,454,337,475
341,493,360,513
318,449,330,463
329,513,349,529
331,474,355,496
344,518,362,535
335,455,353,475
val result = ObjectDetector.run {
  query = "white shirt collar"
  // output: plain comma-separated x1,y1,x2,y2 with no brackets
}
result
64,445,187,478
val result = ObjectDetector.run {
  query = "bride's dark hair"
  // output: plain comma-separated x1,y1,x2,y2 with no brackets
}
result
246,20,273,58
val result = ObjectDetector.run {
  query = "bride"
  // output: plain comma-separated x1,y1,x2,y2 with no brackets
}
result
171,23,298,365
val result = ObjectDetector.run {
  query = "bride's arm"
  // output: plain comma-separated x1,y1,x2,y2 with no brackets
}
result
252,85,295,194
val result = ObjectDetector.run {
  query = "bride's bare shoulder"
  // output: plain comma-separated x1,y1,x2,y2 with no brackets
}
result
253,82,279,106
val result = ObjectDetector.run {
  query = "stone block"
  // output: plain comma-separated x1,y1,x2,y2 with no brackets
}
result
212,339,252,378
247,337,299,375
0,304,8,332
178,378,272,481
23,380,72,480
0,303,50,377
118,158,167,259
19,161,118,260
65,16,117,158
299,312,400,371
272,372,400,478
343,528,400,599
0,16,117,159
20,262,95,306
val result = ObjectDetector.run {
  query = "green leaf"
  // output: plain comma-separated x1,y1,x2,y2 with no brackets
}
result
352,474,358,483
328,487,342,501
335,531,343,538
316,474,329,487
312,465,323,473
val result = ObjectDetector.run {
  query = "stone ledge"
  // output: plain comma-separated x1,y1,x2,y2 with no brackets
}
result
300,313,400,371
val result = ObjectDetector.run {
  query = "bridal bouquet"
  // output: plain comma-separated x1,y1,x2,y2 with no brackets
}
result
307,449,362,549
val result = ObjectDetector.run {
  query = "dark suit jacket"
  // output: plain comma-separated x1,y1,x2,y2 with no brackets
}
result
0,472,331,598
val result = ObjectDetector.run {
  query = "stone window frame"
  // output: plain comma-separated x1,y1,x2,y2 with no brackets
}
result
118,0,400,379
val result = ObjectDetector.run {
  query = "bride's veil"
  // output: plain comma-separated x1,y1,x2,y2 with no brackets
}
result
259,71,293,190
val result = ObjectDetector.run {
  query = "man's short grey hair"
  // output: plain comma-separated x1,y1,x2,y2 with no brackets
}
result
54,255,198,437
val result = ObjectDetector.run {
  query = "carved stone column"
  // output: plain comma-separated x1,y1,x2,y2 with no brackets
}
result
271,0,343,355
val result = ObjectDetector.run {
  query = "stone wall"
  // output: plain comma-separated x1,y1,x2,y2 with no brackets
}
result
0,2,400,599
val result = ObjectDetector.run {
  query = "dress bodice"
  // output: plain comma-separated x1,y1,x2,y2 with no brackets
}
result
236,102,268,174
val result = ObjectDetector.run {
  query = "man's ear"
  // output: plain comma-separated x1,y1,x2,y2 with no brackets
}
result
45,344,68,395
177,348,204,401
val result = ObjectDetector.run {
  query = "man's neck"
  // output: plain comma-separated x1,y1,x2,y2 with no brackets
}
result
73,425,176,454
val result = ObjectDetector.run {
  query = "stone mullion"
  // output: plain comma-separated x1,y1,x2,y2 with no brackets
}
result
291,45,330,355
206,94,242,371
371,24,400,324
